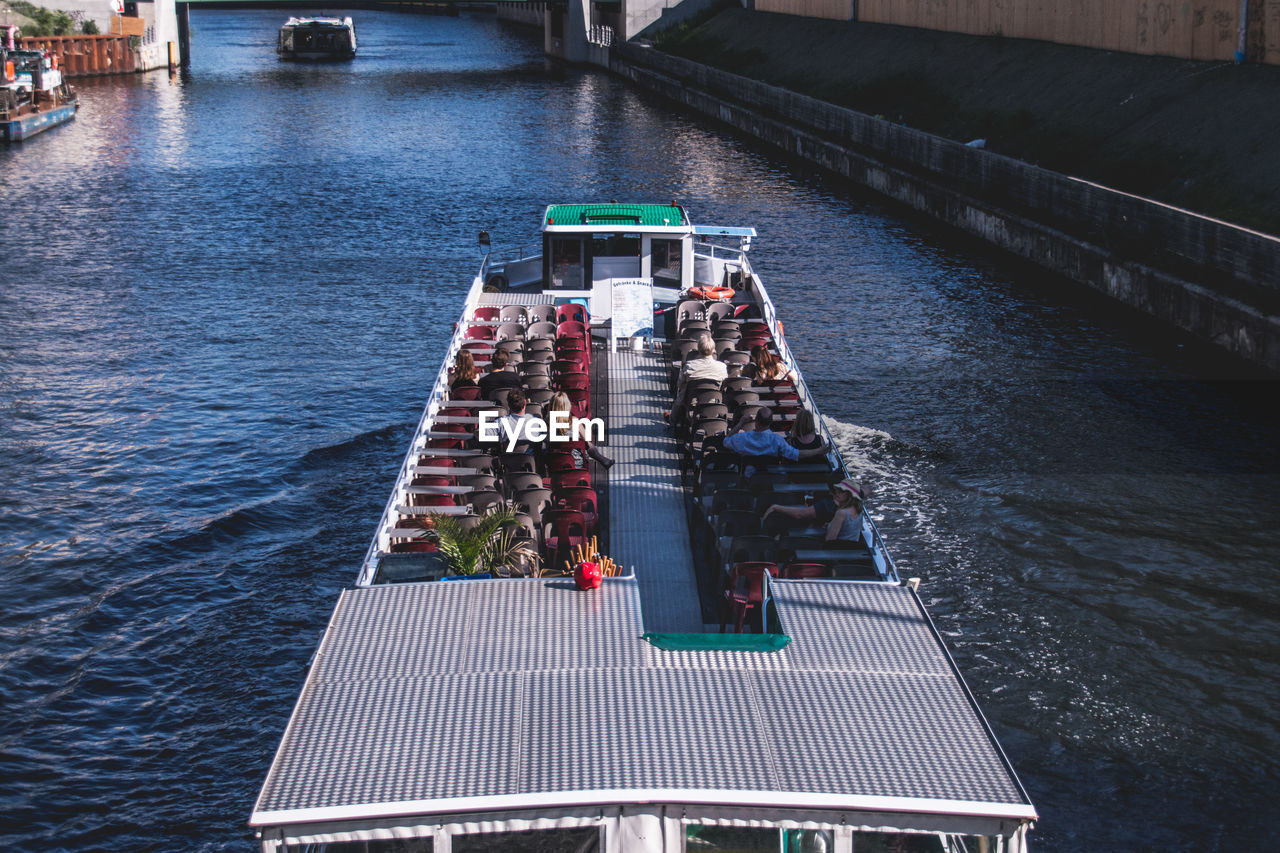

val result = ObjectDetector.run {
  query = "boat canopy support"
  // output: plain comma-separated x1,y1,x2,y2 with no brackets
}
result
257,804,1032,852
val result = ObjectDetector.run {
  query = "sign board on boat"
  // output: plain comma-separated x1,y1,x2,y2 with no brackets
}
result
610,278,653,342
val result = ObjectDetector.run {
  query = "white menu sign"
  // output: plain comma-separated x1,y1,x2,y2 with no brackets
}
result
611,278,654,341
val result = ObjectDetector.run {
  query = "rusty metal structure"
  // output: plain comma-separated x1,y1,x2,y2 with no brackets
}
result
17,35,138,77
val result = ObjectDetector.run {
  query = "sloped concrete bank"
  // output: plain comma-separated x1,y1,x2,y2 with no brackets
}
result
610,43,1280,371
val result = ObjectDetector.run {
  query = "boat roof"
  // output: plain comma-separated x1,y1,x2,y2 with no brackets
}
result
281,16,351,28
543,203,689,233
251,576,1034,829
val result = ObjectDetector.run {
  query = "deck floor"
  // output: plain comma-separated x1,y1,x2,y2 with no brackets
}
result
607,348,708,633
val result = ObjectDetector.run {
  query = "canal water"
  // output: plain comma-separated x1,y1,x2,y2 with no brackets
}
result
2,8,1277,850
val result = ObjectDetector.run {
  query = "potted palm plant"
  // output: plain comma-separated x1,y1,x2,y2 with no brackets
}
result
425,509,539,579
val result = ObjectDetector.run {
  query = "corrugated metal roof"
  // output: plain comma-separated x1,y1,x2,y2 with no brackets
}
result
544,204,687,228
251,577,1033,825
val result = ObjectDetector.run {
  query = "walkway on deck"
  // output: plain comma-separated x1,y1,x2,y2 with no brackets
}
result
607,348,708,633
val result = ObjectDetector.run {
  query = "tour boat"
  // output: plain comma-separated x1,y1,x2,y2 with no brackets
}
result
1,45,77,142
250,203,1037,852
277,17,357,62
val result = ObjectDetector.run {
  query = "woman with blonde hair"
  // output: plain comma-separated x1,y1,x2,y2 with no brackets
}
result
787,408,826,453
548,392,613,469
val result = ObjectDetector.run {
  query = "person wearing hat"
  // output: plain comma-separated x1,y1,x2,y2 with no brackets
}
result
762,476,867,537
824,478,867,545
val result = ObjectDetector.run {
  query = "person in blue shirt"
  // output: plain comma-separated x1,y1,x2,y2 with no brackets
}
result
722,406,828,463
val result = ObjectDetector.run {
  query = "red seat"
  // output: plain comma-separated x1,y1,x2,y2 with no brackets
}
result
412,494,457,507
551,468,591,492
390,541,436,553
556,303,588,325
418,456,456,469
427,437,464,449
542,508,587,569
412,475,455,488
449,385,482,402
565,387,590,419
472,306,501,321
558,372,589,392
543,449,578,473
556,320,587,341
783,562,831,580
554,486,598,534
465,325,495,340
720,562,779,634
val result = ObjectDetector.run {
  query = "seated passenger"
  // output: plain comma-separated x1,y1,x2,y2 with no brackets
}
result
787,408,826,453
744,345,795,385
449,350,479,392
824,479,866,546
496,388,538,453
478,348,522,402
722,406,827,468
762,477,867,537
547,391,613,469
673,333,727,427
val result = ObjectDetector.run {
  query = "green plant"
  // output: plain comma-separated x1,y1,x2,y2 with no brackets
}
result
425,509,539,577
14,2,74,37
81,19,99,35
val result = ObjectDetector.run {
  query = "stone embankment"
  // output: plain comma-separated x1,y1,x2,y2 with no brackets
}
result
608,38,1280,370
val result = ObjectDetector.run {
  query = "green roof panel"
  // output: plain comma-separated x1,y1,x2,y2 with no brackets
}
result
545,203,688,228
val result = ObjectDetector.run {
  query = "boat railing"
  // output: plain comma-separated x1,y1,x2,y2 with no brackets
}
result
356,262,489,586
746,259,900,584
493,242,540,265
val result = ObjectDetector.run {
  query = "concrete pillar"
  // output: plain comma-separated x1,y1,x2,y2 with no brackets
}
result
176,2,190,67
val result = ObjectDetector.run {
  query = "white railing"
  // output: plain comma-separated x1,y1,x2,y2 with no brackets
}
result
745,258,901,585
587,24,614,47
356,257,491,587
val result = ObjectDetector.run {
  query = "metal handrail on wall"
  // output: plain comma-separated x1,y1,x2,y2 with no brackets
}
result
587,24,614,47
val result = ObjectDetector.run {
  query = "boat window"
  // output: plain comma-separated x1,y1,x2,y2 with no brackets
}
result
591,234,639,258
651,238,682,284
453,826,599,852
685,827,832,851
550,238,583,289
853,833,946,852
294,839,433,852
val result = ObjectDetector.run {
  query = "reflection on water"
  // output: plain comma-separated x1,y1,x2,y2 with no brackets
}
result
2,7,1277,851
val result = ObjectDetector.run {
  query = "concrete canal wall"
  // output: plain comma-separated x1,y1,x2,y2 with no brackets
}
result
609,43,1280,371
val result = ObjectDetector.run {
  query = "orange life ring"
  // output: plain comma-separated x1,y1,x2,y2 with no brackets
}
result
689,286,735,301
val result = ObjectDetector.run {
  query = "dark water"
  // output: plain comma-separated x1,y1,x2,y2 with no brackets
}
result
2,9,1277,850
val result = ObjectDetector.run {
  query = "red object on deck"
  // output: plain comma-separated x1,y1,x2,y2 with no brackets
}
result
574,561,602,590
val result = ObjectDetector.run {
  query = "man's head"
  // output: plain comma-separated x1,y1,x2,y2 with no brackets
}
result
697,333,716,359
507,388,526,413
490,349,510,372
753,406,774,430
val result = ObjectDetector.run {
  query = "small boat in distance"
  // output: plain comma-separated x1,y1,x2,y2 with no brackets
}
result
277,16,356,62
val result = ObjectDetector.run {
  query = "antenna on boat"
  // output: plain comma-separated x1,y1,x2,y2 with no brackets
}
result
478,230,491,251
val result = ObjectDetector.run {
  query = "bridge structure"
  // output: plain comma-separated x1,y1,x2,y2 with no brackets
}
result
165,0,682,67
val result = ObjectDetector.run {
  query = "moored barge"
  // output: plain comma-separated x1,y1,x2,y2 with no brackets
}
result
251,203,1037,852
2,40,77,142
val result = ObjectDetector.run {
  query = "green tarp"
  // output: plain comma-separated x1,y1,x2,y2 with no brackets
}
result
642,632,792,652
